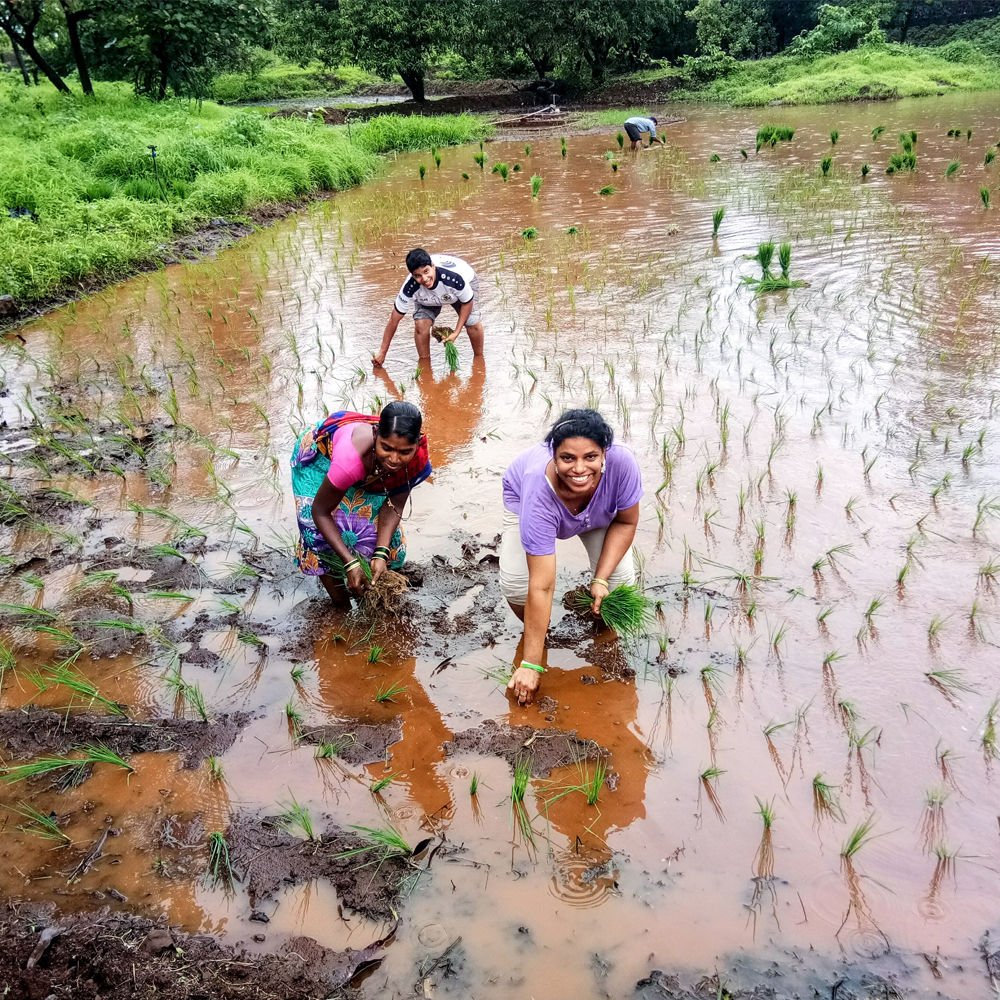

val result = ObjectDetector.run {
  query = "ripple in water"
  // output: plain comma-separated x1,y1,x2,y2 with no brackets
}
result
547,850,618,908
417,922,449,948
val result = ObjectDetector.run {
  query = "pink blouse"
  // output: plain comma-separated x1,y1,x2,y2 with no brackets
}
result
326,424,366,489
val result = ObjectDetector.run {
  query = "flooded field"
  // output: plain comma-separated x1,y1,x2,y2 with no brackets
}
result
3,93,1000,997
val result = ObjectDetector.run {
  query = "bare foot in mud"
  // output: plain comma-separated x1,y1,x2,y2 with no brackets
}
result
507,665,541,705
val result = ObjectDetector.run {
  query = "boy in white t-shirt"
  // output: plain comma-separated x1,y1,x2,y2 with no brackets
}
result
372,248,485,367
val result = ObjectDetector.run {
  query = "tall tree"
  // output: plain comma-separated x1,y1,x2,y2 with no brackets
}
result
57,0,94,95
1,0,72,91
272,0,344,67
85,0,265,99
339,0,447,102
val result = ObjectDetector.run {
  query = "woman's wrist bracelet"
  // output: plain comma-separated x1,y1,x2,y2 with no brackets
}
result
519,661,545,673
343,558,361,572
592,577,610,589
372,546,390,562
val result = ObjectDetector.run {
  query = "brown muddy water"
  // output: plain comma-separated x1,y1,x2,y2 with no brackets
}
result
3,93,1000,998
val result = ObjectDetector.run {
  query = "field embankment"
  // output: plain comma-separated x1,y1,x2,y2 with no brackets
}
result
671,40,1000,106
0,80,491,320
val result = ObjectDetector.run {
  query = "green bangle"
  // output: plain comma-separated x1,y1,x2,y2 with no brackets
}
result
519,661,545,673
372,547,390,560
343,558,361,572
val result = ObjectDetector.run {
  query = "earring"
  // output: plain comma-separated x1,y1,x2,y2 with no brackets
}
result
601,460,607,473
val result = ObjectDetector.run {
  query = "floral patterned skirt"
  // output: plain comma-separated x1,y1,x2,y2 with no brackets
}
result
291,442,405,577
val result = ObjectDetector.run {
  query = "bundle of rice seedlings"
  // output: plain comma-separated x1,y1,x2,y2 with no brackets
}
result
362,568,409,616
574,584,653,638
432,326,459,372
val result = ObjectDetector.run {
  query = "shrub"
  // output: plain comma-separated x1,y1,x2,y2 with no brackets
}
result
188,170,257,215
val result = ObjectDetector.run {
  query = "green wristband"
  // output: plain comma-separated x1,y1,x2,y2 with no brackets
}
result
343,558,361,572
519,661,545,673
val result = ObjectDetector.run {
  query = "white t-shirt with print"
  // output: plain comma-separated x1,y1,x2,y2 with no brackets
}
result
393,254,477,313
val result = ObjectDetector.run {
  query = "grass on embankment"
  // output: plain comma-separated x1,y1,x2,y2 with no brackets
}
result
0,80,491,308
212,60,383,103
674,43,1000,106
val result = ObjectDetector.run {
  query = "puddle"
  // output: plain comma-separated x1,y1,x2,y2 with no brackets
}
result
3,93,1000,998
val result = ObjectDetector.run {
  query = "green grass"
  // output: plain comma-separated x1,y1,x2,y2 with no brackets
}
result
0,80,491,308
351,113,492,155
337,823,411,862
676,44,1000,106
574,107,654,130
211,60,381,103
9,801,71,843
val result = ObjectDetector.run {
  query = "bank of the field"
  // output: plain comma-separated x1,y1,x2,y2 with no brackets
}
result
0,80,492,311
671,42,1000,106
211,61,383,103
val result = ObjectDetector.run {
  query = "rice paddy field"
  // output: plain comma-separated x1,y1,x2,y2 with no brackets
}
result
2,92,1000,998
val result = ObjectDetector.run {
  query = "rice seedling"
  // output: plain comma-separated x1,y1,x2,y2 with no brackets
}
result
469,772,480,796
861,163,870,178
823,650,845,667
700,664,726,702
699,766,726,822
616,132,624,150
560,137,567,158
186,682,209,722
290,664,306,684
473,151,486,170
981,698,999,760
812,774,844,823
946,161,960,178
599,185,616,196
871,125,885,141
863,595,884,625
841,815,878,859
511,755,535,845
207,756,225,782
712,206,725,237
768,620,788,654
821,157,832,177
418,163,426,181
817,606,834,626
370,773,395,794
710,153,721,162
753,797,776,879
374,680,407,703
829,130,839,145
491,162,509,182
207,830,235,885
367,644,384,664
524,143,532,156
9,802,71,843
433,148,441,169
280,794,317,841
285,700,303,736
530,175,542,199
755,125,794,150
39,659,127,717
520,227,538,240
778,242,791,278
337,824,411,862
986,150,997,166
574,584,653,638
566,225,578,235
981,187,991,209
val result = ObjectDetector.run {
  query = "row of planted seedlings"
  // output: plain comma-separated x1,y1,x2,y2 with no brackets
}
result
483,130,1000,918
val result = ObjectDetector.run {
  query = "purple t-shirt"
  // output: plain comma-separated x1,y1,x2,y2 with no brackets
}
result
502,443,643,556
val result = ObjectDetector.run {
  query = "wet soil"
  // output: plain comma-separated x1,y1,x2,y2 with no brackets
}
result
0,708,251,769
227,812,412,921
444,719,606,776
0,901,390,999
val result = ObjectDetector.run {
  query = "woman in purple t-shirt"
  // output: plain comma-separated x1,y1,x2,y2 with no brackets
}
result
500,409,643,705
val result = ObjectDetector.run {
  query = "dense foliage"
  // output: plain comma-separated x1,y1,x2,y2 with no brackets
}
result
4,0,997,102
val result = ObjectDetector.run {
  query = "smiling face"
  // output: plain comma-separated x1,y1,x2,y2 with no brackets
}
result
411,264,437,290
375,431,418,473
552,436,604,495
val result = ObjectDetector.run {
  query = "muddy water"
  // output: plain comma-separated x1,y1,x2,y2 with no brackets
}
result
3,92,1000,997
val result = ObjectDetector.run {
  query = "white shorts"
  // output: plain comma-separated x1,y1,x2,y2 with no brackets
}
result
498,509,636,605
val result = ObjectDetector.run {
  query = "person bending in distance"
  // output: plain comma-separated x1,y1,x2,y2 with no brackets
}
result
290,401,431,605
624,115,665,151
372,248,484,367
500,409,643,705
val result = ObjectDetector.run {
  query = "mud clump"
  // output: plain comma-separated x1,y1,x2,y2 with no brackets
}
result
0,902,393,999
227,811,410,921
444,719,607,776
0,709,251,769
299,719,403,765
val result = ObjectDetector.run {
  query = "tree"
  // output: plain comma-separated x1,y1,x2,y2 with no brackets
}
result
686,0,779,58
272,0,344,67
84,0,265,99
57,0,95,95
1,0,72,91
459,0,562,79
339,0,447,102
